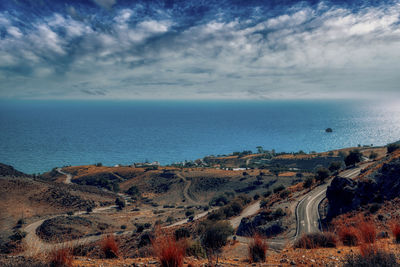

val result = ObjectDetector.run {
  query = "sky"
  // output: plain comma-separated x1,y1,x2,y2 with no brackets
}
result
0,0,399,100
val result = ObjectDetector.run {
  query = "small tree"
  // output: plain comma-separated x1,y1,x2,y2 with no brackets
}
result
126,185,139,196
329,161,343,173
115,198,125,210
303,177,313,188
387,143,400,154
345,150,362,167
315,167,330,182
200,220,234,264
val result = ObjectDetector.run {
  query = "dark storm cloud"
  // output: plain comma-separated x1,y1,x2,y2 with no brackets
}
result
0,0,400,99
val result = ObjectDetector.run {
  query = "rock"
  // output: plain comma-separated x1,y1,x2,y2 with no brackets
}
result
325,128,333,133
327,158,400,218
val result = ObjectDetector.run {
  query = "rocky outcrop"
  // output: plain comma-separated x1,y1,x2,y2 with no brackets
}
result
327,158,400,219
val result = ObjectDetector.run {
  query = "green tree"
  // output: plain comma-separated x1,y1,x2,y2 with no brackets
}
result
315,167,330,182
344,150,362,167
387,143,400,154
199,220,234,264
328,161,343,173
115,198,125,210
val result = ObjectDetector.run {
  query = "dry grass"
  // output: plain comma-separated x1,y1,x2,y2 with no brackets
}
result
339,226,359,246
390,222,400,243
248,234,268,263
48,247,74,267
294,232,337,249
152,228,185,267
101,235,119,259
358,221,376,244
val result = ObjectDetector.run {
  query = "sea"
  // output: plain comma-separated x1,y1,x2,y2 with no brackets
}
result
1,99,399,174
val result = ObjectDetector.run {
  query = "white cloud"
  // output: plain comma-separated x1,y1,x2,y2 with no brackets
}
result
1,2,400,100
7,26,23,38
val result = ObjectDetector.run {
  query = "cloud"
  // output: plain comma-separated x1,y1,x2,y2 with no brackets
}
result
0,1,400,100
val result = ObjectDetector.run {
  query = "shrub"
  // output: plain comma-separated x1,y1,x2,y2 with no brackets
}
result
248,234,268,263
199,220,234,262
369,203,381,214
303,177,313,188
152,230,185,267
329,161,343,173
315,167,330,182
273,185,285,193
260,199,269,208
185,210,194,217
359,221,376,244
115,198,125,210
101,235,119,258
294,232,337,249
279,189,290,199
86,206,93,213
339,227,359,246
272,208,285,218
185,239,206,258
209,195,229,206
174,228,191,240
390,222,400,243
126,185,139,196
48,247,73,267
387,143,400,154
344,245,397,267
345,150,362,166
262,191,271,198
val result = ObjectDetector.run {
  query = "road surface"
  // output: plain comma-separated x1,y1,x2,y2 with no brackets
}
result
295,167,362,237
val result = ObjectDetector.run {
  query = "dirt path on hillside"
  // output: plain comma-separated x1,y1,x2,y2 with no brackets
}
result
56,168,72,184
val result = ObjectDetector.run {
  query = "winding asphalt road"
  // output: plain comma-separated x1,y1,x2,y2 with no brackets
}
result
295,167,362,237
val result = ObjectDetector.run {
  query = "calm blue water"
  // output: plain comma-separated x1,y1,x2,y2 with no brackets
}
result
1,100,400,174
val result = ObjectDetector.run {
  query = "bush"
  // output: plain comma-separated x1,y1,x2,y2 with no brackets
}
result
248,234,268,263
390,222,400,243
329,161,343,173
279,189,290,199
273,185,285,193
186,239,206,258
272,208,285,218
303,177,313,188
174,228,191,240
344,245,397,267
294,232,337,249
126,185,139,196
262,191,271,198
199,220,234,261
339,227,359,246
115,198,125,210
101,235,119,258
315,167,330,182
209,195,229,206
48,247,73,267
152,230,185,267
387,143,400,154
369,203,381,214
359,221,376,244
185,210,194,217
345,150,362,166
